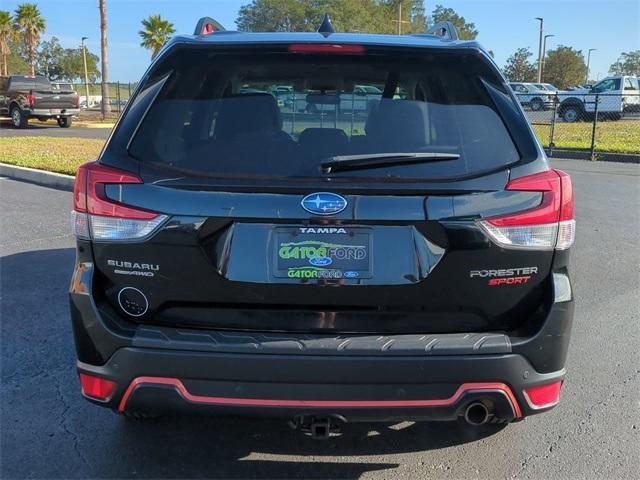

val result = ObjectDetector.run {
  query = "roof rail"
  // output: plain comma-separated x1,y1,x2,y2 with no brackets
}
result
194,17,226,36
425,21,459,41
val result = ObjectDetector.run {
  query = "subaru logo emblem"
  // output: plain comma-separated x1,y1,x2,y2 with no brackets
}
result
301,192,347,216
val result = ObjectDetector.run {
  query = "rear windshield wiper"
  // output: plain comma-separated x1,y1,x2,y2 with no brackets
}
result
320,152,460,174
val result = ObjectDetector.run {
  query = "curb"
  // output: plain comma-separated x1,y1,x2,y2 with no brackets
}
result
545,148,640,163
0,163,74,191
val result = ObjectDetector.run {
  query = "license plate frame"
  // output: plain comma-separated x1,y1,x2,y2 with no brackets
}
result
273,226,372,279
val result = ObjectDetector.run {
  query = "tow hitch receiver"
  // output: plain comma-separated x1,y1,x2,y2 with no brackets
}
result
290,415,345,439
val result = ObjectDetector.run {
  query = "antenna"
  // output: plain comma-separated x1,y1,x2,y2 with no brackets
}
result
317,14,335,37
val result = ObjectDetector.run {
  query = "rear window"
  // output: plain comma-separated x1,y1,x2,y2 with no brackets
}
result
9,76,51,91
129,48,519,181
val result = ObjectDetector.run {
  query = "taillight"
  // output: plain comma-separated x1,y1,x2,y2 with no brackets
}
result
71,161,167,241
74,94,80,107
478,169,575,250
79,373,117,401
27,93,36,107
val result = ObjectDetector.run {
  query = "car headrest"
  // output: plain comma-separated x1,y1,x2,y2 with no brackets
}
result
214,93,282,140
298,128,349,146
365,100,429,148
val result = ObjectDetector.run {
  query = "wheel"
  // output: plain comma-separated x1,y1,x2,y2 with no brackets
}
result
561,105,581,123
10,106,28,128
57,116,72,128
530,98,544,111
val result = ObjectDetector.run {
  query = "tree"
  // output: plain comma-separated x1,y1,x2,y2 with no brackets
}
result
6,36,29,74
235,0,430,35
36,37,101,81
429,4,477,40
37,36,64,78
609,50,640,76
0,10,13,75
13,3,45,76
503,47,537,82
139,14,175,59
99,0,110,117
544,46,587,89
59,48,100,82
237,0,318,32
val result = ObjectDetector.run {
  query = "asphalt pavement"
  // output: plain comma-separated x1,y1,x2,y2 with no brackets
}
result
1,159,639,479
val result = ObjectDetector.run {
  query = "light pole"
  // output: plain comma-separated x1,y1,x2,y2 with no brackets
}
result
541,34,554,81
535,17,544,83
585,48,596,84
392,2,409,35
81,37,90,108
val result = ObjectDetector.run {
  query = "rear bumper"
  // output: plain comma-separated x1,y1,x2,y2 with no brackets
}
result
28,108,80,117
78,347,564,422
70,260,573,422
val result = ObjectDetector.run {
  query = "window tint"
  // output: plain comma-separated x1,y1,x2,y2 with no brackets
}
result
8,76,51,92
624,78,639,90
593,78,621,92
129,51,519,181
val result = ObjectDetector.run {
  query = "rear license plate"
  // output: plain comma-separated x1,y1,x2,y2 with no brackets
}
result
274,227,372,279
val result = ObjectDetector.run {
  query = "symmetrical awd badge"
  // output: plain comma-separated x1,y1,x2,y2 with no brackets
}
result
301,192,347,216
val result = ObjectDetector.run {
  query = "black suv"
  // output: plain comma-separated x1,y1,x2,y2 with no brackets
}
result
70,18,574,435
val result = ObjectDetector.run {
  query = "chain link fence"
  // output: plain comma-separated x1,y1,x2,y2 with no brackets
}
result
72,82,138,118
516,92,640,159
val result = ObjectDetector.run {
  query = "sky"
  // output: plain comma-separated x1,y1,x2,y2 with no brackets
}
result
3,0,639,82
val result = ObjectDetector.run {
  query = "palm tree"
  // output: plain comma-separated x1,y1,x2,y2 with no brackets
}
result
0,11,13,76
99,0,110,118
13,3,45,76
138,14,175,59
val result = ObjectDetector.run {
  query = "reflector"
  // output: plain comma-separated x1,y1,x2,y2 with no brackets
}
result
79,373,117,401
523,381,562,409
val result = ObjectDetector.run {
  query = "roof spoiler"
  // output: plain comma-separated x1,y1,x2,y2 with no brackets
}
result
194,17,226,36
425,21,459,41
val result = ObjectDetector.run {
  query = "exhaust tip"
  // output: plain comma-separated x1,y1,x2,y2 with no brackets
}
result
464,402,490,426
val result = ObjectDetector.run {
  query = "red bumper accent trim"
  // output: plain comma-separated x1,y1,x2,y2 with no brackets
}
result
117,377,522,417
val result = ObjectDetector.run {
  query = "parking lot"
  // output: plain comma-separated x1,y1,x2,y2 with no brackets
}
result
1,159,639,479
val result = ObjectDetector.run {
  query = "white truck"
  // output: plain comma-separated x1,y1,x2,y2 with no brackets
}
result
557,75,640,122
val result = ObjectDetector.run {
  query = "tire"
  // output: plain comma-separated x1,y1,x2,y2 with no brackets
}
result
57,117,72,128
10,106,28,129
530,98,544,111
560,105,582,123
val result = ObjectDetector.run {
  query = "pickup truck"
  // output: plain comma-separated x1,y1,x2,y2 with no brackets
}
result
557,75,640,122
0,75,80,128
509,82,555,111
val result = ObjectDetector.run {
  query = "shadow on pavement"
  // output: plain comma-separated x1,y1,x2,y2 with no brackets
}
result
1,248,506,479
105,414,505,479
